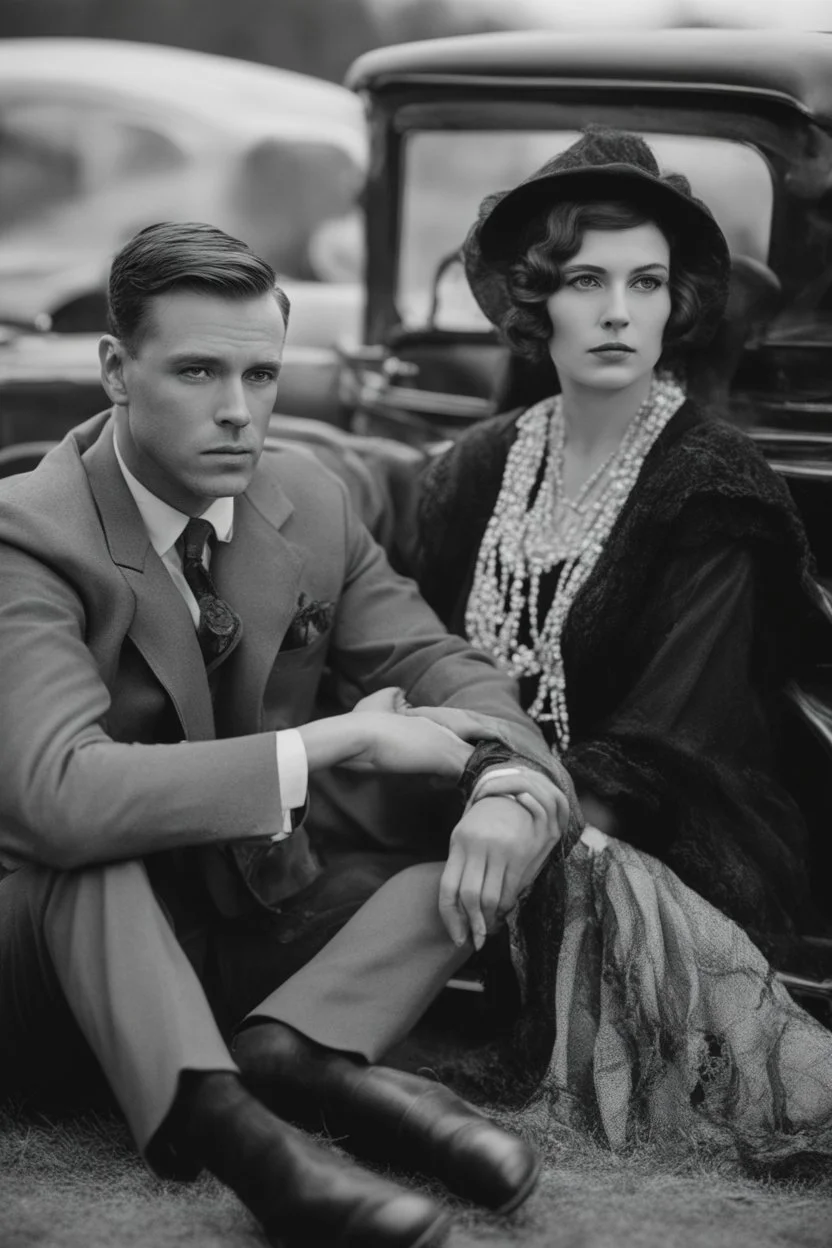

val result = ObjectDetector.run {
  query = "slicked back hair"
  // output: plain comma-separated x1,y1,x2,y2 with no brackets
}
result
107,222,290,353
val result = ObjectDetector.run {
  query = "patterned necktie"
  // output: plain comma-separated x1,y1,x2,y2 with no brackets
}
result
180,517,242,668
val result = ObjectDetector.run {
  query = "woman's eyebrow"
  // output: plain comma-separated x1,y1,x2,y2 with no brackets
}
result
561,262,669,276
561,263,607,274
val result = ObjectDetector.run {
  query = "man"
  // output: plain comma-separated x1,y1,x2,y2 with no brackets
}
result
0,223,578,1248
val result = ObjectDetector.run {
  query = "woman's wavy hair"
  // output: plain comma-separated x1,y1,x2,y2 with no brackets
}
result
501,197,713,368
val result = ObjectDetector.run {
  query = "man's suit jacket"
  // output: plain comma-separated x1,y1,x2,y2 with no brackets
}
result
0,411,575,914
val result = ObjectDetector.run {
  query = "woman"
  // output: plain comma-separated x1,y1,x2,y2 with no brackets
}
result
411,127,832,1167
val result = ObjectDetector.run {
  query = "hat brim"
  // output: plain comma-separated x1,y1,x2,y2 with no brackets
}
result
466,164,730,340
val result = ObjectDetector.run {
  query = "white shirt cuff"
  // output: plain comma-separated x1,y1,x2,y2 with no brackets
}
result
272,728,309,841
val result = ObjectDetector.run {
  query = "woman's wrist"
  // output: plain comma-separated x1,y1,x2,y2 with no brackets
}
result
458,740,551,802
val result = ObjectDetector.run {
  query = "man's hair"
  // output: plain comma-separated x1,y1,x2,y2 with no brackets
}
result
501,199,710,364
107,222,290,351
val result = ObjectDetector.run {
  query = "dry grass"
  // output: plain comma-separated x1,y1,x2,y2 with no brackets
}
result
3,994,830,1247
2,1101,832,1248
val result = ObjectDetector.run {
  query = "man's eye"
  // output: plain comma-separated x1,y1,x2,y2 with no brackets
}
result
248,370,277,384
181,366,209,379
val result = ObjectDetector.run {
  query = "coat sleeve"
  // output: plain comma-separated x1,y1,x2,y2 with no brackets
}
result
565,538,811,939
327,473,578,813
0,543,283,871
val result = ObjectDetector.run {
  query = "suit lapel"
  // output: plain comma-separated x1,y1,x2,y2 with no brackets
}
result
82,419,215,742
211,466,302,737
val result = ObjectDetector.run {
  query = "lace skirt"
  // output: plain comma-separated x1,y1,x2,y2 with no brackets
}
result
516,830,832,1174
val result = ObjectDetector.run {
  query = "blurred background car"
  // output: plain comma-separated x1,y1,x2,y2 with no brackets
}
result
0,38,366,343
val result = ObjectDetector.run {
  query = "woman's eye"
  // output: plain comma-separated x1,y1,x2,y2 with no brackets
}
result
632,276,663,291
568,274,600,290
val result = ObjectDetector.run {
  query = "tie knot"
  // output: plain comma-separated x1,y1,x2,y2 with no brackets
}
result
182,517,215,565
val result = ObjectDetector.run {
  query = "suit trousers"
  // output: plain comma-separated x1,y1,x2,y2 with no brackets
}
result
0,852,471,1175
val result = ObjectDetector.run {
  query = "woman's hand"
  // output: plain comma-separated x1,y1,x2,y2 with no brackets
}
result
468,765,568,836
438,765,566,950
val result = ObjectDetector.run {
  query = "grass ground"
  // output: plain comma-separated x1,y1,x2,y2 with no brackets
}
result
4,997,832,1248
3,1101,832,1248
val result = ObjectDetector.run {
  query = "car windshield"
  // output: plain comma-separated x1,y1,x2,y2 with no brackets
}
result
399,129,773,332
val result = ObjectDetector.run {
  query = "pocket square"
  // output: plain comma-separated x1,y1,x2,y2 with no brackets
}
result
280,593,335,652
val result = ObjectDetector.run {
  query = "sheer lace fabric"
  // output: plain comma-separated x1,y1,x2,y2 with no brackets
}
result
517,830,832,1172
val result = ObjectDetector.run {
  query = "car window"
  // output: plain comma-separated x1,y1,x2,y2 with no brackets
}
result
0,97,184,231
0,101,84,229
399,130,774,332
235,136,365,282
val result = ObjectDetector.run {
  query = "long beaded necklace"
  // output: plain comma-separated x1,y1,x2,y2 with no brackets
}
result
465,374,685,751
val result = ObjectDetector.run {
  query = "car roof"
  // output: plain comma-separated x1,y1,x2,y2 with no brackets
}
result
347,28,832,125
0,38,366,157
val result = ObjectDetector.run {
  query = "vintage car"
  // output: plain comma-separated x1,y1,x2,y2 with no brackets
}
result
0,37,366,442
337,27,832,1012
2,27,832,1006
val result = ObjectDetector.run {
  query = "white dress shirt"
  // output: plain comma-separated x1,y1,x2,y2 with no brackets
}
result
113,434,308,838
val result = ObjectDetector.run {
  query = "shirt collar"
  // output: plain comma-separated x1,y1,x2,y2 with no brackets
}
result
113,431,234,558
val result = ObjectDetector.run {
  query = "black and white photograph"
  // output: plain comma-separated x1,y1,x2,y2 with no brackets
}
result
2,1,832,1246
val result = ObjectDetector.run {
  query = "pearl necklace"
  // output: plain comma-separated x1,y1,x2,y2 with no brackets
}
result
465,375,685,751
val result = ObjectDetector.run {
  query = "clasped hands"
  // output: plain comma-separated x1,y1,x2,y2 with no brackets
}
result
350,687,568,951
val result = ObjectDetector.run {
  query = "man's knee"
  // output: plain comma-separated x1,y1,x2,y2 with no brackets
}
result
381,859,445,901
43,858,168,979
0,857,159,989
46,857,153,914
349,859,448,946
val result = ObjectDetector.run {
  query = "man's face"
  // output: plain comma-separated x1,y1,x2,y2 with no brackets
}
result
102,289,286,514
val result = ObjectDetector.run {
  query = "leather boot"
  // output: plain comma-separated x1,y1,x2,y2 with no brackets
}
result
169,1071,449,1248
235,1021,541,1214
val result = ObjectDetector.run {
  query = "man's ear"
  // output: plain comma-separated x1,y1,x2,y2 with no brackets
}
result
99,335,130,407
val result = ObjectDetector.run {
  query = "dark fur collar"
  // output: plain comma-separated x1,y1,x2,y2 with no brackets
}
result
417,401,814,702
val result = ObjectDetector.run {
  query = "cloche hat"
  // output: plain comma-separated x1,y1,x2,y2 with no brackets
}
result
463,126,730,342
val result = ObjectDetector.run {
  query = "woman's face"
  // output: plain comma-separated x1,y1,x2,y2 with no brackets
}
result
545,222,672,391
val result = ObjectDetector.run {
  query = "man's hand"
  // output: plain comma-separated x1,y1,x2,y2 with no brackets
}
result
400,702,511,747
438,767,566,950
340,712,474,777
299,709,473,779
351,688,507,747
351,687,410,715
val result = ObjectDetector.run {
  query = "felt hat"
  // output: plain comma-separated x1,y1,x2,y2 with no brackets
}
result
463,126,730,341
